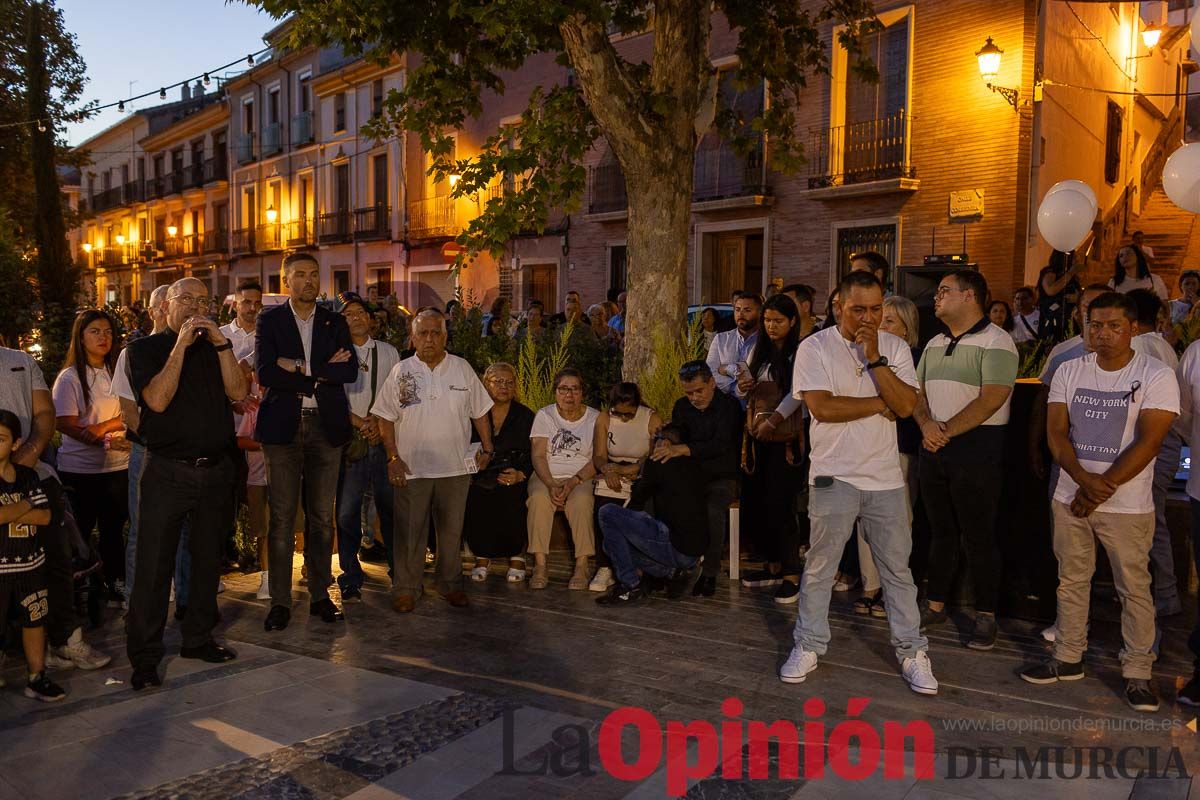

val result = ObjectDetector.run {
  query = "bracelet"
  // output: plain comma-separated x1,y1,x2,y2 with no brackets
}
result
386,454,399,464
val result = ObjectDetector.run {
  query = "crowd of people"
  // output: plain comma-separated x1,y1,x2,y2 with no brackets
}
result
3,239,1200,716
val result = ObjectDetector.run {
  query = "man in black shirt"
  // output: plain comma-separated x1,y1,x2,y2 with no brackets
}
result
125,278,247,690
655,360,742,597
596,425,709,605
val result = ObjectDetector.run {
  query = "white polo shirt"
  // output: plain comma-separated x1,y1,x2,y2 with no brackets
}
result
371,353,493,479
219,320,257,364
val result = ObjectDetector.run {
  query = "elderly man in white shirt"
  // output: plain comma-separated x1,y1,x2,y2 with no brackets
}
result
705,291,761,404
373,309,495,613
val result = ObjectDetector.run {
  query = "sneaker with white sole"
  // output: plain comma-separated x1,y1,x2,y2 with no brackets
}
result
51,628,111,670
901,651,939,695
589,567,615,592
470,565,489,582
256,571,271,600
24,671,66,703
779,646,818,684
217,580,227,594
44,645,75,671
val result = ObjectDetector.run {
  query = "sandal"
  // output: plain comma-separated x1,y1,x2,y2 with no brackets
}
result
470,565,489,582
832,572,858,593
506,567,527,582
529,564,549,590
853,590,879,615
568,564,590,591
870,594,887,619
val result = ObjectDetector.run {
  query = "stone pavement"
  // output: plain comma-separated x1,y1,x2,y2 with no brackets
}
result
1,553,1199,799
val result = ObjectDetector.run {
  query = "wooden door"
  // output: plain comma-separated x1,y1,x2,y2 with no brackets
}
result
528,264,557,313
716,234,746,301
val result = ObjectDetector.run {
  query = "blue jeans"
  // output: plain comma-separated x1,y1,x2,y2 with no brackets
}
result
126,442,190,604
336,443,394,591
598,505,696,588
795,478,927,662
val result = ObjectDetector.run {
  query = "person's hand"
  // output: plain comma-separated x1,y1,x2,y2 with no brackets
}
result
498,468,523,487
387,456,410,488
276,357,300,373
855,319,881,362
1070,489,1099,518
651,441,685,463
362,417,381,444
603,467,624,492
327,348,352,364
736,371,757,396
475,449,493,470
109,436,132,452
175,317,208,351
190,317,227,346
921,419,949,452
1077,472,1117,505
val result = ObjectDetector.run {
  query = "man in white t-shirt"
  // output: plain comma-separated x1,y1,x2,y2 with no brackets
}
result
1020,292,1178,714
782,271,937,696
1011,286,1041,344
219,278,262,363
372,309,494,613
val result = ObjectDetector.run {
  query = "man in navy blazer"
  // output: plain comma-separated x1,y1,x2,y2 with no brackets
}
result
256,252,358,630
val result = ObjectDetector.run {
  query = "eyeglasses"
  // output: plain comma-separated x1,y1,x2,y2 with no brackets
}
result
934,286,963,299
555,385,582,394
172,294,213,308
488,378,516,388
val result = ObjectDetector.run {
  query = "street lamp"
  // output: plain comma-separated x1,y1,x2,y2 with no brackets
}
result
976,37,1020,111
167,225,178,237
265,204,278,223
1142,23,1162,50
448,173,461,189
116,234,126,246
81,242,92,253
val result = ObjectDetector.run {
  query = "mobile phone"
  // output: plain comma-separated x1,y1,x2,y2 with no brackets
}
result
814,476,834,488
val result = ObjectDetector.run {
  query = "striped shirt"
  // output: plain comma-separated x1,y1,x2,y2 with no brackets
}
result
917,320,1019,461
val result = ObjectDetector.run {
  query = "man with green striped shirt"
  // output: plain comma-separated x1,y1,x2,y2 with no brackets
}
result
913,270,1018,650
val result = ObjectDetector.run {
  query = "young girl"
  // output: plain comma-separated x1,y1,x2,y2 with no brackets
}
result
0,409,66,702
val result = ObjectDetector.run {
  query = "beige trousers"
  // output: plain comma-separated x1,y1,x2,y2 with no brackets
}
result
1050,500,1156,679
526,474,595,557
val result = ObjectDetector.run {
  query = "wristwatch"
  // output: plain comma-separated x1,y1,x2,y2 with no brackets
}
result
866,356,889,370
294,358,304,372
213,341,233,353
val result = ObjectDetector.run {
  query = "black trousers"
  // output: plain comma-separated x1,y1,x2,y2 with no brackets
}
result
39,476,81,647
60,469,129,584
919,450,1003,614
125,453,234,670
701,478,739,577
741,440,803,574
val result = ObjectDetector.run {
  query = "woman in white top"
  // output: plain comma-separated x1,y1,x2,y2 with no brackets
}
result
1109,245,1168,301
589,382,661,592
736,294,806,604
528,368,599,590
52,310,130,600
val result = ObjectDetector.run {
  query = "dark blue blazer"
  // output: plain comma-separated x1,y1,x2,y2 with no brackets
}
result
254,302,358,447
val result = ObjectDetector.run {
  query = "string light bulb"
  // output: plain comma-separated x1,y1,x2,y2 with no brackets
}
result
203,72,211,87
36,120,46,133
247,54,254,66
118,100,125,112
159,87,166,99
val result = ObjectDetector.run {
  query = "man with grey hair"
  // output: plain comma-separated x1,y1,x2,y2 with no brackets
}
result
125,277,247,689
373,308,495,613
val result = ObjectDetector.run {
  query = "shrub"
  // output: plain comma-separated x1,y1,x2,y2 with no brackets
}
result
636,314,706,420
516,322,573,411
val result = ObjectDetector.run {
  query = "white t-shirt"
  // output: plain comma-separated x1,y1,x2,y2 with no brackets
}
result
792,326,917,491
1011,310,1041,343
345,338,401,418
1110,274,1168,302
1049,352,1179,514
371,353,493,479
111,348,135,401
1040,335,1087,386
51,366,130,474
219,321,257,363
531,405,600,481
1132,332,1178,370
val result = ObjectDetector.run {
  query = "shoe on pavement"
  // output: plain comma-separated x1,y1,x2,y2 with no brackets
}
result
24,671,66,703
264,605,291,631
341,585,363,603
44,645,75,671
359,543,389,563
1178,672,1200,707
901,651,939,695
870,595,887,619
918,601,948,632
595,582,645,606
506,566,526,582
528,564,549,590
773,580,800,605
52,628,111,670
130,666,161,691
438,590,469,607
967,613,998,651
741,568,782,589
667,566,698,600
392,595,415,614
1020,658,1084,684
780,646,818,684
179,641,238,663
568,566,591,591
1125,679,1160,712
256,571,271,600
1041,624,1057,643
589,567,615,592
470,565,489,582
692,575,716,597
309,598,345,622
217,580,227,594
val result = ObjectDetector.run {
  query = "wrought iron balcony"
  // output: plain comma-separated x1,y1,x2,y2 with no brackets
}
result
805,110,913,189
692,138,768,201
183,163,203,191
283,219,315,248
202,229,229,254
202,157,228,184
407,195,457,239
317,211,352,244
122,180,145,203
354,205,390,240
290,111,314,146
587,163,627,214
162,237,184,258
100,248,126,267
257,222,283,251
146,176,166,200
165,171,183,196
180,233,201,257
235,132,256,165
261,123,282,158
231,228,255,254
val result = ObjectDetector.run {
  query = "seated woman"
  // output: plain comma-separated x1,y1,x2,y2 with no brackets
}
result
464,363,535,583
527,368,599,590
590,382,661,591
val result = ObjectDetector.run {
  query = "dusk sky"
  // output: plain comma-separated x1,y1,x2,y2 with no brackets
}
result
59,0,277,146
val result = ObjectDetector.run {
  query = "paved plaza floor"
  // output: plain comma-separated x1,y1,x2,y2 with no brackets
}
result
2,554,1200,799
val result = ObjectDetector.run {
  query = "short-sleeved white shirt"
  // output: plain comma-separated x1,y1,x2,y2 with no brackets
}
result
51,366,130,473
111,349,135,401
531,405,599,481
371,353,493,479
346,338,401,418
792,326,917,491
1049,352,1178,514
219,321,257,364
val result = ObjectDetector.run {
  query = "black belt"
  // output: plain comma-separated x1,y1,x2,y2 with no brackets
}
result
300,407,320,416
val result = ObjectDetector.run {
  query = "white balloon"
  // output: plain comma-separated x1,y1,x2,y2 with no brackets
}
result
1045,180,1097,213
1163,143,1200,215
1037,188,1095,252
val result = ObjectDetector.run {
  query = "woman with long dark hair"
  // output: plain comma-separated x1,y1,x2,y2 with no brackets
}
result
1109,244,1168,300
52,309,130,603
987,300,1015,335
736,294,806,604
1038,250,1082,341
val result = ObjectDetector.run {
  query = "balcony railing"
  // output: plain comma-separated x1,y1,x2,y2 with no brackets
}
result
203,157,228,184
123,180,145,203
165,171,183,196
181,233,201,257
283,219,315,248
146,176,165,200
183,163,203,191
588,163,628,214
318,211,352,244
235,132,256,165
354,205,390,240
291,111,314,146
407,195,457,239
100,248,126,267
257,222,283,251
231,228,255,254
203,229,229,254
261,122,282,157
805,110,913,189
162,237,184,258
693,138,768,201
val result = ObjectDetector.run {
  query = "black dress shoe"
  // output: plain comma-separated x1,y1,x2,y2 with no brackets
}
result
359,543,389,563
310,598,345,622
264,605,291,631
174,604,187,622
667,566,699,600
692,575,716,597
180,641,238,663
130,666,161,691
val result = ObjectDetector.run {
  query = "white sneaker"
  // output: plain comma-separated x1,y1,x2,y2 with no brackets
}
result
52,628,111,670
44,645,75,671
589,567,615,592
217,580,227,595
901,650,938,695
470,565,489,582
256,571,271,600
779,646,818,684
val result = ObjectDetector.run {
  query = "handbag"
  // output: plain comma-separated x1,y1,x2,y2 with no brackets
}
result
345,346,378,463
741,378,804,474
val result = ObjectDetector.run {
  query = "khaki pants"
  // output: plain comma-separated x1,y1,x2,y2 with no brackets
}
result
527,474,595,557
1051,501,1156,679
